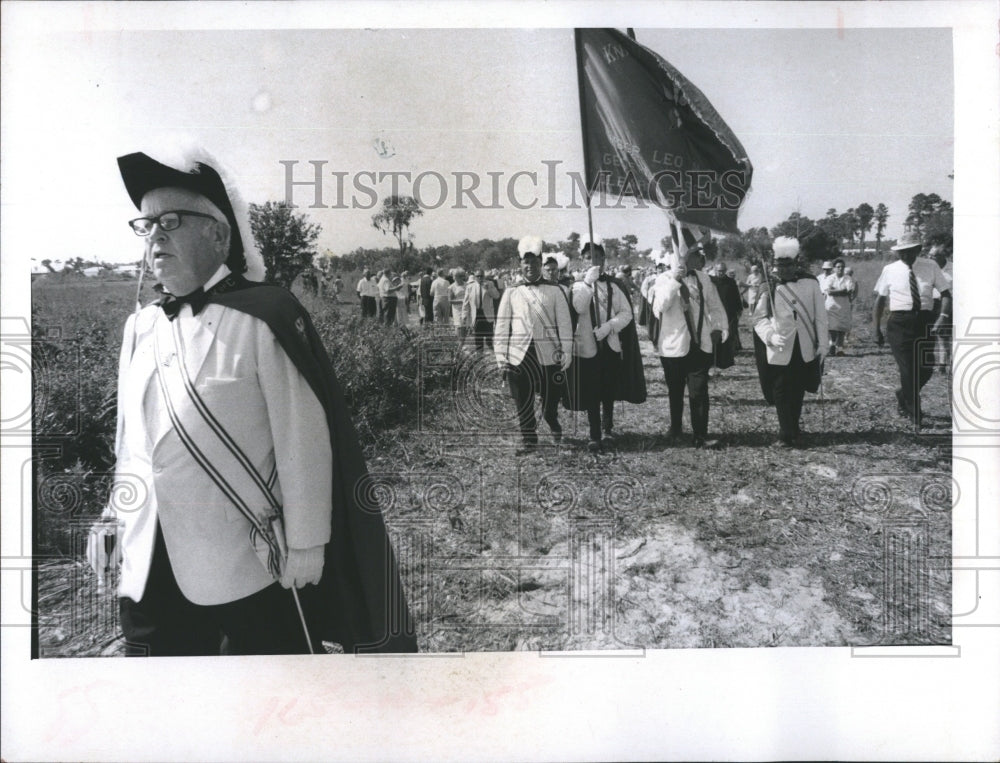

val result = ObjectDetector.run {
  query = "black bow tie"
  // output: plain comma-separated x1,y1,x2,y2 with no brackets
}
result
160,287,209,320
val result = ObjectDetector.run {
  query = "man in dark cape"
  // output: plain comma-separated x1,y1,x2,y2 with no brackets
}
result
206,274,416,653
98,150,416,655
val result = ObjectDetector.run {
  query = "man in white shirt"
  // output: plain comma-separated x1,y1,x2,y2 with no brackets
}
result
356,270,377,318
378,268,397,325
652,245,728,448
430,268,452,323
494,236,573,452
873,231,952,424
462,269,501,350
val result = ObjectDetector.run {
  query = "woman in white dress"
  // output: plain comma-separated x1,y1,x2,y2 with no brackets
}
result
823,258,854,355
449,270,468,337
394,271,411,326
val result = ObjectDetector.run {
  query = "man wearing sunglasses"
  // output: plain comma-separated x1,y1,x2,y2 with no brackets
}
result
90,148,416,656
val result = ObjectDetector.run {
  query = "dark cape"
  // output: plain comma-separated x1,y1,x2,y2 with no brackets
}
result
606,275,647,404
562,275,647,410
193,274,417,653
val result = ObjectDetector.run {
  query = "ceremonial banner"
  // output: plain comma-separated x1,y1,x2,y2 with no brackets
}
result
575,28,753,233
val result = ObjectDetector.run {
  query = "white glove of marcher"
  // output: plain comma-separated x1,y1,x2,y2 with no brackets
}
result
558,351,572,372
767,333,787,350
280,545,325,589
594,323,613,342
583,266,601,286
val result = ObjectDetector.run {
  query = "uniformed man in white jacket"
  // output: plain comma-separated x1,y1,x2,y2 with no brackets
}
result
494,235,573,452
753,236,829,447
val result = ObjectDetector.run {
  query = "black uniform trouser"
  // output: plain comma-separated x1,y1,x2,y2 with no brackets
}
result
472,311,494,350
119,524,320,657
587,343,622,441
886,310,936,417
770,337,807,442
660,347,712,437
421,296,434,324
505,343,562,444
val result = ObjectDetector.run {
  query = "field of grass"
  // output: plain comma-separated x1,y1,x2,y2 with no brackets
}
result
31,262,952,656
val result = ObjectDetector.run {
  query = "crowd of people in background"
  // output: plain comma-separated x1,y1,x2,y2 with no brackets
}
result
344,229,952,449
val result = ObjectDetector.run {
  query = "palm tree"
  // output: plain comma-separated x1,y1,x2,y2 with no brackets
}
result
855,203,874,257
874,203,889,257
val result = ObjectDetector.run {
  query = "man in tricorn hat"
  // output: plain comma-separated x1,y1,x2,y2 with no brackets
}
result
89,146,415,655
872,230,952,426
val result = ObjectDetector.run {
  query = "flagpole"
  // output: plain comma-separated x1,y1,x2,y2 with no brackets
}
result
573,28,596,250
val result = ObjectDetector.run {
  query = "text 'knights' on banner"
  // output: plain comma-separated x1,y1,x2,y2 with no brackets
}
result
574,28,754,233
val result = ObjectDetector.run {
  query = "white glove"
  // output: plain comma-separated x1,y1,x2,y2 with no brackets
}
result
280,545,325,589
583,266,601,286
86,513,121,589
559,351,572,372
594,323,612,342
767,333,787,350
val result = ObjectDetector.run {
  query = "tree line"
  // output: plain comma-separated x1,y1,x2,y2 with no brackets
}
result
246,192,953,289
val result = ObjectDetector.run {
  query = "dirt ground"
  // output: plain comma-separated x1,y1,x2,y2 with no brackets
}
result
37,302,952,656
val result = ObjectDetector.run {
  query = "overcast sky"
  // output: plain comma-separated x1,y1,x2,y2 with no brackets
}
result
2,22,952,264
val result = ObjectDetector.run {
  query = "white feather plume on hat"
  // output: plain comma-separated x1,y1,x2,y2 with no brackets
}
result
517,235,544,258
131,136,266,282
772,236,800,260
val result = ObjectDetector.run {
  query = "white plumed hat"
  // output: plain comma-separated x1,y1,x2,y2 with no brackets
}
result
517,235,545,258
772,236,800,261
117,138,266,282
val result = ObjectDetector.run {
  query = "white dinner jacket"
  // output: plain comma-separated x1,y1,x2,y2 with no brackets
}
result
111,298,333,606
753,278,830,366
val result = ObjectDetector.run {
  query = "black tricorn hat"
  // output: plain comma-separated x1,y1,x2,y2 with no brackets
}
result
117,151,244,265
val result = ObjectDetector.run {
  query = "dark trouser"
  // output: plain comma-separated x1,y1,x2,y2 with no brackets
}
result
587,343,622,441
730,317,742,351
360,296,377,318
472,311,494,351
505,342,561,444
886,311,936,418
771,337,807,443
421,296,434,324
660,347,712,437
381,296,397,325
120,524,319,657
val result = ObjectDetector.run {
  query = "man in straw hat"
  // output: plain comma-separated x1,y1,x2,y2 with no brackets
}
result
89,146,415,655
872,230,952,426
494,235,573,453
752,236,828,448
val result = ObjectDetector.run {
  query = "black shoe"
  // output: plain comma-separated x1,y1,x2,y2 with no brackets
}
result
602,431,616,447
516,442,538,456
895,389,910,418
773,437,795,448
694,436,720,449
552,431,563,446
587,440,601,454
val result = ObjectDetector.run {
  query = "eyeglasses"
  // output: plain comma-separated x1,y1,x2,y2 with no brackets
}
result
128,210,220,236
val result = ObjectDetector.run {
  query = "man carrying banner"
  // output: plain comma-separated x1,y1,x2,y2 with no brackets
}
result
494,236,573,453
564,242,636,452
89,147,415,655
752,237,829,448
652,244,728,448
